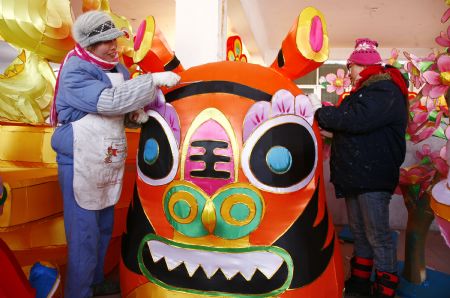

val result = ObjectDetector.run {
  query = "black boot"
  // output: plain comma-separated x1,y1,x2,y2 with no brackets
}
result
344,256,373,297
371,270,399,297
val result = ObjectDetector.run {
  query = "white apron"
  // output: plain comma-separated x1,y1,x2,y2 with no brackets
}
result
72,73,127,210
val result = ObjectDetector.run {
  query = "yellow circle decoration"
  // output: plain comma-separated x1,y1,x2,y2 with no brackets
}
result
220,194,256,226
296,7,328,63
168,191,198,224
228,50,235,61
234,39,242,56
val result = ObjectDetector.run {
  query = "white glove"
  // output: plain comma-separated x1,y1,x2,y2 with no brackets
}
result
152,71,181,88
129,109,149,124
307,93,322,112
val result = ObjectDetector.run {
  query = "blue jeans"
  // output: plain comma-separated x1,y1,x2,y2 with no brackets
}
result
345,192,397,273
58,164,115,298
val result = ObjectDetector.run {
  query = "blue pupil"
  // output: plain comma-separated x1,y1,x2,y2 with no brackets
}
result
266,146,292,174
144,138,159,165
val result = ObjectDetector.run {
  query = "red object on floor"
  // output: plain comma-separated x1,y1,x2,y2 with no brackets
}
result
0,239,35,298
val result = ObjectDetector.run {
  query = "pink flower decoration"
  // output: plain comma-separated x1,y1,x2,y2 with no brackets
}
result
436,8,450,47
144,89,181,146
442,8,450,23
325,69,350,95
399,166,436,198
439,126,449,163
415,144,448,178
416,144,440,163
388,48,399,63
242,101,270,141
434,157,449,177
294,94,314,125
436,26,450,48
272,89,295,116
422,55,450,99
242,89,315,142
384,48,402,68
407,126,436,144
406,99,443,143
440,145,448,161
404,52,425,89
319,76,327,85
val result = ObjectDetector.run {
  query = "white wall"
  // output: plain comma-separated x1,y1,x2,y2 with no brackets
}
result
175,0,227,69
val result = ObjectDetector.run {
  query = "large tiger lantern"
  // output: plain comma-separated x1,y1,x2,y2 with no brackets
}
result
120,7,344,297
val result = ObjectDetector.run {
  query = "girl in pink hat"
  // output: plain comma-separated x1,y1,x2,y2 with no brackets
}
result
310,38,409,297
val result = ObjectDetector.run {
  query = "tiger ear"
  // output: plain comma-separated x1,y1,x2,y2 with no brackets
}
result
133,16,184,74
270,7,328,80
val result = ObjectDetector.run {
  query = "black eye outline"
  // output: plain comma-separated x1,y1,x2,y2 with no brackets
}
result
241,115,318,193
137,111,179,186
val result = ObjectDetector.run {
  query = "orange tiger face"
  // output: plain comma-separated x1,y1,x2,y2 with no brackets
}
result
120,7,343,298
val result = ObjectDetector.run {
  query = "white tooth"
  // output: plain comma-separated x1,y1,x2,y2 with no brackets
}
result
151,253,164,263
257,263,282,279
184,262,200,277
239,266,257,281
254,253,284,279
147,242,163,263
164,257,182,271
201,263,220,279
220,268,240,280
148,240,285,282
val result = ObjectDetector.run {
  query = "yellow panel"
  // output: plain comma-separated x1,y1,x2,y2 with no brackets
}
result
0,125,56,164
0,168,57,188
30,215,66,248
0,168,62,227
0,214,65,250
42,129,57,163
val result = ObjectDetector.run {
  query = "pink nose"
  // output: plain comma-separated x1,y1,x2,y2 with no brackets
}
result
309,16,323,52
184,119,235,195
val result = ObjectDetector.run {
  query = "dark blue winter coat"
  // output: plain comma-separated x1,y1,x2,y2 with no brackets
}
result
316,73,408,196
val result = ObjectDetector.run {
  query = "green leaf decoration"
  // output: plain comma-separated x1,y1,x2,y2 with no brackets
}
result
428,110,438,122
409,184,420,198
402,72,410,82
419,61,434,73
432,126,446,139
393,61,403,69
420,156,431,165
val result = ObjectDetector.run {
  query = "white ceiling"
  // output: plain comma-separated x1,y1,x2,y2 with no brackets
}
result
72,0,449,65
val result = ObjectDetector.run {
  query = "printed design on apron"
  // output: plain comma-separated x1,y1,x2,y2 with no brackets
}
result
104,137,127,164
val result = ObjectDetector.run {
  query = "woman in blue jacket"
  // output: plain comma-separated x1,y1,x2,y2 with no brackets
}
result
51,11,180,298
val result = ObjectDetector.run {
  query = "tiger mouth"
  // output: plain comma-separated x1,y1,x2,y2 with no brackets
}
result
138,234,293,296
124,180,335,294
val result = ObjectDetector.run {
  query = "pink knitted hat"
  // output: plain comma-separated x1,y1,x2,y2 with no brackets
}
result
347,38,382,66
